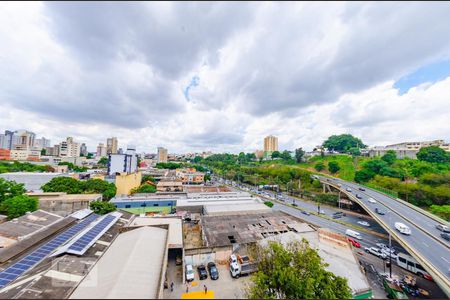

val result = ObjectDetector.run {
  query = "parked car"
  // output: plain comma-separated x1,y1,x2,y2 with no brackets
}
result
368,198,377,204
207,262,219,280
375,208,385,215
381,249,398,259
358,187,366,191
357,221,370,227
376,243,387,249
301,210,310,216
364,247,387,259
395,222,411,235
185,264,195,282
347,237,361,248
440,233,450,241
332,214,342,219
346,188,352,192
197,264,208,280
436,224,450,233
355,194,362,199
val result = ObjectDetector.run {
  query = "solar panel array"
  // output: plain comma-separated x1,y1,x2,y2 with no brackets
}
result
66,213,121,255
0,213,98,289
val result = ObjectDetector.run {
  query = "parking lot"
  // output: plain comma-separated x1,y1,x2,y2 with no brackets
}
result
163,264,251,299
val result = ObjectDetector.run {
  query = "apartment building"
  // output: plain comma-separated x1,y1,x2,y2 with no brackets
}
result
106,137,118,154
96,143,107,157
157,147,168,163
59,137,80,157
264,135,278,153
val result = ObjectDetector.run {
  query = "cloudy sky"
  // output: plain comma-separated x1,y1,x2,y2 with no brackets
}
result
1,2,449,153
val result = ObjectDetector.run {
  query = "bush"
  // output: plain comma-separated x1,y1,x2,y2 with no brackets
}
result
354,169,376,183
429,205,450,221
314,162,325,172
264,201,274,208
0,195,38,219
328,161,340,174
90,201,116,215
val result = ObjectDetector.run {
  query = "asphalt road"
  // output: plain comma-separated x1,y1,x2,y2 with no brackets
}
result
317,176,450,289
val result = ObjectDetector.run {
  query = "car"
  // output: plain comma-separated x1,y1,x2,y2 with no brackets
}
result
376,243,387,249
364,247,387,259
358,187,366,191
436,224,450,233
197,264,208,280
346,188,352,192
292,203,298,207
395,222,411,235
332,214,342,219
375,208,385,215
440,233,450,241
207,262,219,280
338,184,342,187
368,198,377,204
381,249,398,260
347,237,361,248
301,210,310,216
355,194,362,199
185,264,195,282
319,209,325,214
357,221,370,227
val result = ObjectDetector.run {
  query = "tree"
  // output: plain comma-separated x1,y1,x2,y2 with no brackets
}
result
247,240,352,299
86,153,94,159
295,148,305,163
0,178,26,203
417,146,449,163
314,162,325,172
40,148,46,156
271,151,281,159
83,179,117,200
97,157,109,166
204,174,211,182
41,177,83,194
347,147,361,156
322,134,366,153
363,159,387,174
89,201,116,215
328,161,340,174
381,150,397,165
141,175,156,184
354,169,376,183
0,195,38,219
280,150,292,161
193,156,203,163
136,184,156,193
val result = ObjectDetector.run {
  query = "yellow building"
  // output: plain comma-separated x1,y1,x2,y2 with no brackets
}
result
264,135,278,152
115,172,142,195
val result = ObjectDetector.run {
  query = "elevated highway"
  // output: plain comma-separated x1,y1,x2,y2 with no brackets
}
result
317,175,450,296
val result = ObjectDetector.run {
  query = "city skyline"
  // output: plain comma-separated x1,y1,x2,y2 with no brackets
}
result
1,2,450,153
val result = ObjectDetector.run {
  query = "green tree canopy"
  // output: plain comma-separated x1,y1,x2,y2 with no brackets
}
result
89,201,116,215
363,159,388,174
41,177,83,194
354,169,376,183
328,161,340,174
247,239,352,299
417,146,449,163
271,151,281,159
131,184,156,194
347,147,361,156
97,156,109,166
141,175,156,184
381,150,397,165
322,134,366,153
280,150,292,161
314,162,325,172
0,178,26,202
0,195,38,219
155,162,182,169
295,148,305,163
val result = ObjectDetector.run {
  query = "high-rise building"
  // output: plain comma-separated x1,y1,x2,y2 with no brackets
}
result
59,137,80,157
0,134,5,149
157,147,168,163
2,130,18,150
106,137,118,154
34,137,51,149
80,143,88,156
96,143,107,157
108,145,138,175
264,135,278,153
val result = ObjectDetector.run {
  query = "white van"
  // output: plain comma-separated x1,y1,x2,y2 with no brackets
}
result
345,229,362,240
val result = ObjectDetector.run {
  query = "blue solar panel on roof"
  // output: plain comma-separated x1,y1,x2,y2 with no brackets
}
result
0,213,98,289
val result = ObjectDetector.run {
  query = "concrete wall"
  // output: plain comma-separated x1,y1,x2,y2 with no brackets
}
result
113,200,176,209
38,199,96,217
184,246,232,266
115,172,142,195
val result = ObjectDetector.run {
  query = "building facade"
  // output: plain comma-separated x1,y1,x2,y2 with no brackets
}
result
96,143,107,157
264,135,278,153
368,139,450,159
80,143,88,156
106,137,118,154
34,137,51,150
157,147,168,163
59,137,80,157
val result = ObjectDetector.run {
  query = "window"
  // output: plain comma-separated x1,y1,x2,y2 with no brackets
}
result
407,261,414,268
125,205,131,208
141,203,147,207
153,203,159,206
398,257,407,263
416,264,425,272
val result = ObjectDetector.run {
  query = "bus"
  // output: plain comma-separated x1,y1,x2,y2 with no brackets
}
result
396,252,433,281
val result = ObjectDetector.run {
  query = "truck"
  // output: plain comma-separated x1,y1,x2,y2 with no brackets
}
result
382,277,408,299
229,255,258,278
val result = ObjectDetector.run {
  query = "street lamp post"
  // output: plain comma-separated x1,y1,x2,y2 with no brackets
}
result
387,211,393,278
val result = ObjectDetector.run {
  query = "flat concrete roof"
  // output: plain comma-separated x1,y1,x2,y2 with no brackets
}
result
204,203,271,216
129,217,183,248
0,210,62,239
70,226,168,299
28,192,102,202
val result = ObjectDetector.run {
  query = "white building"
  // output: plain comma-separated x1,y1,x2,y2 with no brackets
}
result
59,137,80,157
34,137,51,149
96,143,107,157
107,145,138,175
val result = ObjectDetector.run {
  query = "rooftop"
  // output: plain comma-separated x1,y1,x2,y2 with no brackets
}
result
70,226,167,299
128,216,183,248
27,192,102,202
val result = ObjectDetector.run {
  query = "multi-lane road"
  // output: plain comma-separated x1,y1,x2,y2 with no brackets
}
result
317,175,450,296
